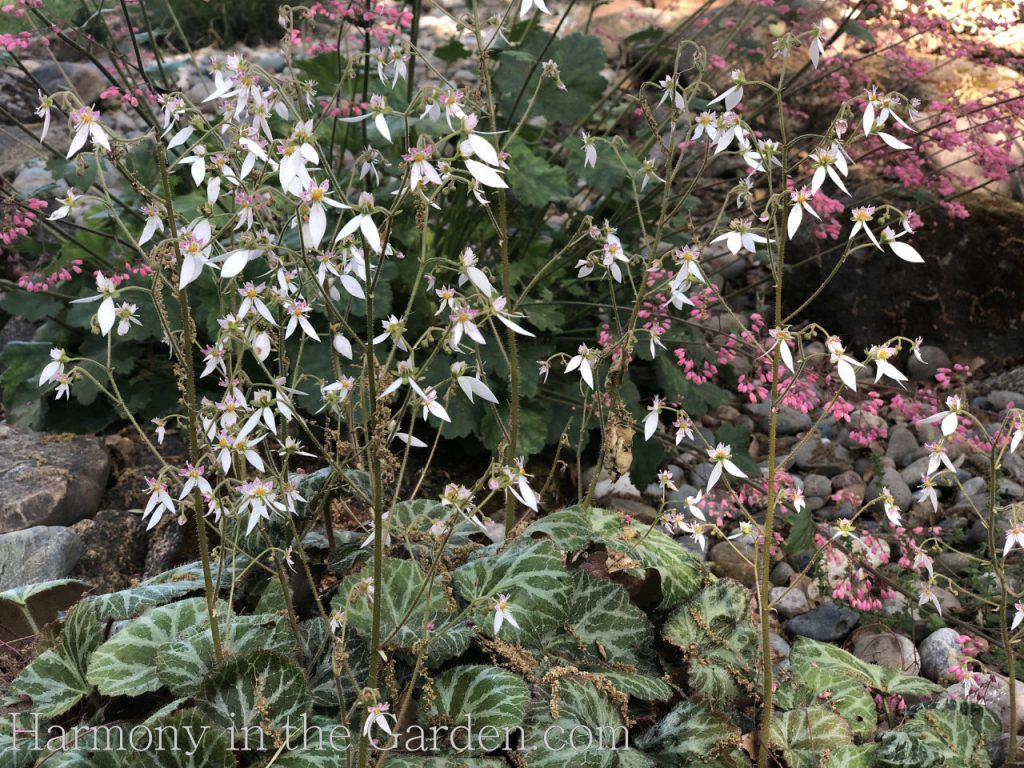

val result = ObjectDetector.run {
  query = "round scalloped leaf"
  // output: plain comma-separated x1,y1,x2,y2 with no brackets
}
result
38,750,126,767
157,614,294,698
875,699,999,768
381,759,505,768
0,729,34,768
452,538,571,646
196,650,311,743
301,619,369,709
781,665,877,740
588,509,703,610
6,648,91,717
331,558,464,665
389,499,481,553
662,580,757,705
420,665,530,734
522,678,625,768
543,571,653,667
522,508,593,551
87,598,226,697
770,707,852,768
127,708,235,767
635,700,746,768
588,669,672,703
823,744,877,768
789,637,941,698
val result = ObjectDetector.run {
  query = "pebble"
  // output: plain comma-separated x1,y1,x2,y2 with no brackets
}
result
832,470,863,491
988,391,1024,411
802,473,832,498
885,425,920,467
770,561,795,587
709,541,756,587
793,438,850,476
919,627,962,682
0,526,84,590
770,585,810,618
784,602,859,642
745,401,813,436
867,468,914,514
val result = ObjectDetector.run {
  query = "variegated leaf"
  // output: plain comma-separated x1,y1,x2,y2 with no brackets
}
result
824,744,877,768
196,650,312,743
662,580,757,705
453,539,571,645
381,759,505,768
543,571,653,666
522,678,626,768
420,665,530,734
301,619,368,709
128,709,235,768
789,637,941,698
770,707,852,768
6,649,91,717
589,509,702,609
523,508,592,551
87,598,226,697
635,700,745,768
332,558,464,665
157,614,294,697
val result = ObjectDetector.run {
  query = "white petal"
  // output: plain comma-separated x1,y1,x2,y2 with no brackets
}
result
879,132,911,150
67,127,88,158
889,241,924,263
465,159,507,188
220,250,252,279
468,133,500,167
167,126,194,149
97,297,116,335
787,204,803,240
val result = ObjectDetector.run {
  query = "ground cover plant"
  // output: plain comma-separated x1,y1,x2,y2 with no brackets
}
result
0,0,1023,766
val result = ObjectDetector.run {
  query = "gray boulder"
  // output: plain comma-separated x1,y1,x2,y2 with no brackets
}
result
0,526,83,590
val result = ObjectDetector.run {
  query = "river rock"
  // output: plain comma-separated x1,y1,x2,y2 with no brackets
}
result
770,586,810,618
0,526,83,590
709,541,756,586
885,425,920,467
919,627,962,682
0,424,110,533
784,602,859,642
851,628,920,674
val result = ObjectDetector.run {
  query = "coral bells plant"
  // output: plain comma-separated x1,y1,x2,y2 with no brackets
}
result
1,1,1023,767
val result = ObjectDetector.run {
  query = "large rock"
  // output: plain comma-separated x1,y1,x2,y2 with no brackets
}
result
0,424,109,533
0,526,83,590
70,509,148,593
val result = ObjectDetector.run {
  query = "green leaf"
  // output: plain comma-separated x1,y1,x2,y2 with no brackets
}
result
824,745,878,768
785,506,813,553
589,508,704,610
0,341,50,427
87,597,225,697
128,709,235,767
433,37,470,63
522,678,626,768
662,580,757,706
590,669,672,703
506,139,569,209
635,700,745,768
157,614,294,698
420,666,530,736
770,708,852,768
453,539,571,645
0,728,35,768
196,650,312,744
494,31,607,123
0,291,61,322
